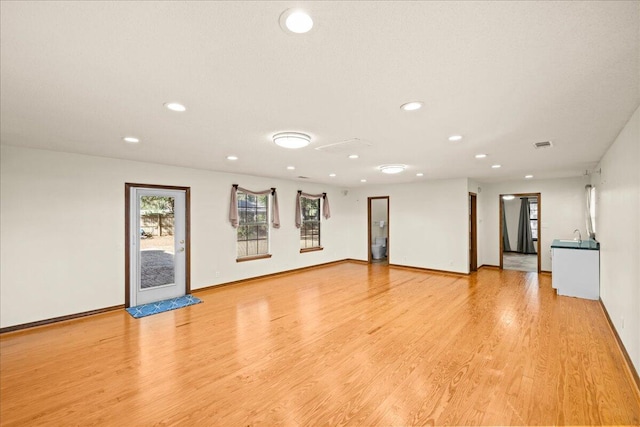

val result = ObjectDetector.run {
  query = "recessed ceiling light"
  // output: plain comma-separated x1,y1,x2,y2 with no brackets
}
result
287,166,295,170
360,179,367,183
448,135,463,142
525,175,534,179
226,155,238,160
400,101,423,111
379,164,407,174
491,164,501,169
280,9,313,34
164,102,186,112
475,153,487,159
329,173,336,177
123,136,140,143
348,154,359,159
416,173,424,177
502,195,515,200
273,132,311,149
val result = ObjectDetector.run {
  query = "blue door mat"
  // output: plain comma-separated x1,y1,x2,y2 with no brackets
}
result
126,295,202,318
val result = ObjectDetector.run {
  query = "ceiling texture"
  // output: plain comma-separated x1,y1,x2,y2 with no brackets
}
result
1,1,638,186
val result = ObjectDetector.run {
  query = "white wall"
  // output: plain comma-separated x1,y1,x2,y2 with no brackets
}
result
348,178,470,273
592,105,639,373
0,145,351,328
479,176,589,271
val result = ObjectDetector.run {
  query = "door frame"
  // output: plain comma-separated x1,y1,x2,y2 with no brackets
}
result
469,192,478,272
124,183,191,307
367,196,390,263
499,192,541,273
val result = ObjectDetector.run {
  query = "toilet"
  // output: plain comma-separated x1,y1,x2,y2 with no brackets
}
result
371,237,387,260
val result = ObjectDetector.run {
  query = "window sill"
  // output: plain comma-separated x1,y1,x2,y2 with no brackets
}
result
236,254,272,263
300,247,323,254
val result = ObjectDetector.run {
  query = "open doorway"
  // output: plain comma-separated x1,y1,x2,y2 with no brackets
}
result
368,197,389,264
500,193,541,273
469,192,477,272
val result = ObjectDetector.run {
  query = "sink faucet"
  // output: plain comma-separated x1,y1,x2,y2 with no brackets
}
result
573,229,582,243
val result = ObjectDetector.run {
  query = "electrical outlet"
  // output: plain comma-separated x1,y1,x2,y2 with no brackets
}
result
215,271,220,278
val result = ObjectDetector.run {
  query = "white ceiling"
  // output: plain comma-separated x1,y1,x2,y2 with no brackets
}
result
1,1,638,186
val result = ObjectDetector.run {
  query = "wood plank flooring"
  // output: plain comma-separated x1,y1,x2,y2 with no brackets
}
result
1,262,639,426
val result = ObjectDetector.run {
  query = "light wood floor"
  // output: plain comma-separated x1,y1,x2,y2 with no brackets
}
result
1,262,639,426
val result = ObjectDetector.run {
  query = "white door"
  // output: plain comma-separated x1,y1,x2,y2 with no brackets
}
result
130,188,187,306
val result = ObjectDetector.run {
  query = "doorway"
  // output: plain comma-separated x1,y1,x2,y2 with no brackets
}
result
368,197,389,264
469,193,477,272
499,193,541,273
125,184,190,307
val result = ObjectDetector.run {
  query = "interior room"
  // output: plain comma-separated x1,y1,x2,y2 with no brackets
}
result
501,194,539,272
1,2,639,425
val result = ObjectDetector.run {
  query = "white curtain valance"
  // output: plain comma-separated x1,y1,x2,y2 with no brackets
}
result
295,191,331,228
229,185,280,229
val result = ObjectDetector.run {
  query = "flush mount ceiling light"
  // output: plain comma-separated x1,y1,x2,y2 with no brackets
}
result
226,155,238,160
287,166,295,170
379,164,407,174
502,195,515,200
348,154,359,159
273,132,311,149
525,175,534,179
329,173,336,177
280,9,313,34
475,153,487,159
448,135,463,142
360,179,367,183
123,136,139,143
164,102,186,112
416,173,424,177
400,101,423,111
491,164,502,169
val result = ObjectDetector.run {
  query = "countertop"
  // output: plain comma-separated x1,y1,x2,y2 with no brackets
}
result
551,239,600,250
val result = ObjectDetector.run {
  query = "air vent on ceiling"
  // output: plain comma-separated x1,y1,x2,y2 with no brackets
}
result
533,141,553,149
315,138,373,153
297,176,310,179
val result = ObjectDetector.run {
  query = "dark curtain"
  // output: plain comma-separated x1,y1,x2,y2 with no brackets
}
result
517,198,536,254
502,199,512,252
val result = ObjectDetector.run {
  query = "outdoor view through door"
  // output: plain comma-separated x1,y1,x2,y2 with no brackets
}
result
126,185,189,307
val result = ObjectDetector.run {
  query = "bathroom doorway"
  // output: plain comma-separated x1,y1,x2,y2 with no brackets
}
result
368,196,389,265
499,193,541,273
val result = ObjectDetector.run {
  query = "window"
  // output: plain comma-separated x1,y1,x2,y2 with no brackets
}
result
300,197,321,249
529,199,538,240
237,192,269,258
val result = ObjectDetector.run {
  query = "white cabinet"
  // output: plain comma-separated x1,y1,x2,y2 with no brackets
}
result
551,244,600,300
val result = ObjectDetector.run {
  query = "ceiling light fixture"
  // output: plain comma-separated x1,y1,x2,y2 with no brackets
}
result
360,179,367,183
400,101,423,111
448,135,463,142
280,9,313,34
416,173,424,177
379,164,407,174
164,102,186,112
502,195,515,200
525,175,534,179
123,136,140,143
273,132,311,149
475,153,487,159
491,164,501,169
348,154,359,159
287,166,295,170
226,155,238,160
329,173,336,177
